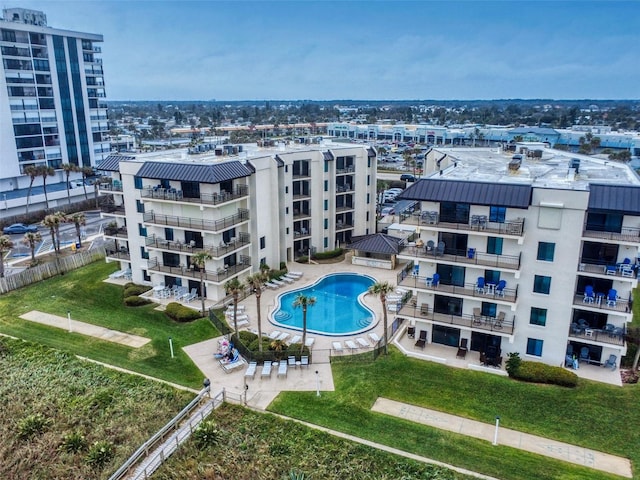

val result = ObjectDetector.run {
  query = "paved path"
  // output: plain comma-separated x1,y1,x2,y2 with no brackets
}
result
19,310,151,348
371,398,632,478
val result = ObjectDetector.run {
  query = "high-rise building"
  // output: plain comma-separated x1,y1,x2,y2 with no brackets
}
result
0,8,109,212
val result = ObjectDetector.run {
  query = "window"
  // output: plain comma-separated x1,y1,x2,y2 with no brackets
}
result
285,207,289,214
533,275,551,294
489,206,506,223
260,257,267,266
134,176,142,189
140,246,149,260
486,237,503,255
368,157,371,168
366,193,370,204
324,237,328,248
324,180,328,192
138,223,147,237
285,186,288,194
530,307,547,326
324,219,328,229
481,302,497,318
136,200,144,213
324,199,328,211
537,242,555,261
440,202,469,224
164,228,174,241
526,338,543,357
484,270,501,284
260,236,265,249
324,161,328,172
367,175,370,186
366,212,369,221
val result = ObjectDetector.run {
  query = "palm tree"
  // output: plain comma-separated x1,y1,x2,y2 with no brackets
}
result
23,165,38,215
245,272,268,351
69,212,86,248
191,252,212,314
21,231,42,264
42,214,60,254
81,167,94,201
224,277,243,337
38,165,55,210
53,211,67,252
624,327,640,371
61,163,79,205
0,235,14,278
368,281,395,355
292,293,316,354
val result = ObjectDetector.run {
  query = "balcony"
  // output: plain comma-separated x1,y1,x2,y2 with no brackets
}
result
336,222,354,231
578,260,638,280
294,229,311,238
103,226,128,239
336,184,354,193
583,223,640,243
397,300,514,335
293,210,311,220
100,204,126,216
336,204,354,213
568,325,625,347
336,166,355,174
143,209,249,233
105,244,130,261
145,232,250,258
573,292,631,314
398,272,518,304
140,185,248,206
147,256,251,283
400,213,525,237
398,245,521,271
98,182,123,192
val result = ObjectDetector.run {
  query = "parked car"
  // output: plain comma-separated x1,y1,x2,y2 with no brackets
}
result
400,174,416,182
3,223,38,234
380,206,395,216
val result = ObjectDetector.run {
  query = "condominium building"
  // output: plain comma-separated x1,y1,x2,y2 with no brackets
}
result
99,142,377,302
391,146,639,369
0,8,109,211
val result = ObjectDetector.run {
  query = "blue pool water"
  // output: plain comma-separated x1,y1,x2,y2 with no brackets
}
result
271,273,376,335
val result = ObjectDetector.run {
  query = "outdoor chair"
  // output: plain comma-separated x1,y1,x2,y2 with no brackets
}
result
345,340,358,351
300,356,309,368
431,273,440,287
414,330,427,349
407,325,415,338
472,307,482,325
495,280,506,297
332,341,344,353
277,361,288,378
603,354,617,370
579,346,590,363
607,289,618,307
261,362,272,378
495,311,505,329
290,335,302,344
420,303,429,315
475,277,485,294
456,338,468,359
426,240,435,253
268,331,282,340
288,356,296,368
356,337,371,348
436,241,445,257
368,332,381,344
583,285,595,303
305,337,315,347
244,361,257,379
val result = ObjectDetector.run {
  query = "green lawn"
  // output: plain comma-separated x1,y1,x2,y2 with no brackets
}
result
0,261,218,388
270,349,639,480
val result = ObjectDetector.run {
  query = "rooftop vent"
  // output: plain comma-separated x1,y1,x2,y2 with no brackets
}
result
509,154,523,171
569,158,580,174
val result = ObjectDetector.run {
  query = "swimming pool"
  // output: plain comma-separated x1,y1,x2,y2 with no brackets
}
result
270,272,376,336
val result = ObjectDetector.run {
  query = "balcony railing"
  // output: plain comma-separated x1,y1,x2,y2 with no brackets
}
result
103,226,128,239
143,209,249,233
578,260,638,279
294,229,311,238
105,247,130,261
398,245,521,270
397,272,518,303
293,210,311,219
336,166,355,174
572,293,631,313
140,185,248,206
336,184,354,193
100,204,126,216
98,182,123,192
147,256,251,283
145,232,250,258
567,325,625,346
583,223,640,242
336,222,354,231
396,300,514,335
400,213,525,237
336,204,355,212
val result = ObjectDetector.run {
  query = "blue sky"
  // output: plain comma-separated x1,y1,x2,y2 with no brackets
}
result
15,0,640,100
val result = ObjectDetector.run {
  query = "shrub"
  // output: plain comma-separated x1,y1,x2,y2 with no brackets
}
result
509,358,578,388
238,330,258,345
505,352,522,377
17,413,50,439
312,248,344,260
297,256,309,263
124,295,152,307
165,302,202,322
123,284,151,297
279,261,287,270
192,420,220,449
85,440,115,469
60,431,88,453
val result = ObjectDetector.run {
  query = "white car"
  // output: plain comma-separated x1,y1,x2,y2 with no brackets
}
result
381,206,395,216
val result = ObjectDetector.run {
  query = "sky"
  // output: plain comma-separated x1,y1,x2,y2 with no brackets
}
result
11,0,640,101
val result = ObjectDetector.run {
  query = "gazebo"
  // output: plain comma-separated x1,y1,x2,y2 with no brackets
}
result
347,233,403,270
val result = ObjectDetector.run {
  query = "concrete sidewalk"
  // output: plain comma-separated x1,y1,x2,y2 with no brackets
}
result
19,310,151,348
372,398,632,478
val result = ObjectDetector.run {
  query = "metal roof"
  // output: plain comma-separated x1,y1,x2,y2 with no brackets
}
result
588,183,640,215
97,154,133,172
397,179,532,208
508,126,559,136
136,160,251,183
347,233,402,255
323,151,334,161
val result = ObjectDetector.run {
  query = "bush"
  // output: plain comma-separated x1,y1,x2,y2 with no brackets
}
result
192,420,220,449
17,413,50,439
124,295,152,307
60,431,88,453
505,352,522,377
85,440,115,469
123,284,151,297
296,256,309,263
238,330,258,345
164,302,202,322
313,248,344,260
508,357,578,387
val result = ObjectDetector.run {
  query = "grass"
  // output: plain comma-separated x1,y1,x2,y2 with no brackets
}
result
0,261,218,388
270,348,639,480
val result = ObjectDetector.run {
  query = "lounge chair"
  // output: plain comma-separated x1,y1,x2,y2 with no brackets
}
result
183,288,198,302
603,354,617,370
456,338,468,359
332,341,343,353
301,355,309,368
225,305,245,313
407,326,415,338
288,356,296,368
265,282,279,290
415,330,427,349
223,360,245,373
368,332,381,344
261,362,272,378
288,271,303,277
472,307,482,325
271,279,285,287
290,335,302,344
268,331,282,340
475,277,485,294
345,340,358,351
245,361,257,379
284,273,300,281
276,332,290,342
279,276,294,284
305,337,315,347
356,337,371,348
225,313,249,322
277,361,288,378
234,318,249,328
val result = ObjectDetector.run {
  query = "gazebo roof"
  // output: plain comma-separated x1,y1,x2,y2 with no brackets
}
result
347,233,403,255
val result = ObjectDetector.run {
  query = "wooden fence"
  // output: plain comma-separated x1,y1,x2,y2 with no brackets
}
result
0,248,106,294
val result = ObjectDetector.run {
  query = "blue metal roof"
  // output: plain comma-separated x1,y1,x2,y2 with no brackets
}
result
136,160,251,183
588,184,640,215
97,154,133,172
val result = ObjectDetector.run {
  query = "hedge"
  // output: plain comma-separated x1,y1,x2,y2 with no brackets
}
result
164,302,202,322
124,295,152,307
312,248,344,260
511,360,578,387
123,284,152,298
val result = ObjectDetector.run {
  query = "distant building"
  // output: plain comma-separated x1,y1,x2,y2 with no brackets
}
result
0,8,110,213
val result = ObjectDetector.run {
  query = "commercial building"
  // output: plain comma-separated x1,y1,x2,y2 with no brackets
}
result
390,146,639,370
98,141,377,302
0,8,109,213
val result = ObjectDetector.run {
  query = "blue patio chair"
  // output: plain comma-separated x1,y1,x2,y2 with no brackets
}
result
577,318,590,330
495,280,506,297
579,346,590,363
607,289,618,307
583,285,595,303
604,324,616,336
436,241,445,257
476,277,485,294
603,354,617,370
431,273,440,287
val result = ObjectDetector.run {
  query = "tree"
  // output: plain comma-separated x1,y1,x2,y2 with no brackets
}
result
624,327,640,371
292,293,316,354
69,212,86,248
191,252,212,315
81,167,94,200
21,231,42,264
37,165,55,210
224,278,243,337
53,211,67,252
245,272,268,351
368,281,395,355
42,214,60,255
61,163,79,205
23,165,38,215
0,235,14,278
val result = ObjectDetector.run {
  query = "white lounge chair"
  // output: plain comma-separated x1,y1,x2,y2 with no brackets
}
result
265,282,279,289
225,305,245,313
345,340,358,351
279,276,294,284
356,337,371,348
288,271,303,277
305,337,315,347
225,313,249,321
276,332,290,342
290,335,302,344
277,361,288,378
271,279,285,287
269,331,282,340
288,356,296,368
234,318,249,328
368,332,381,343
301,355,309,368
284,273,300,281
244,361,257,379
332,341,343,353
261,362,272,378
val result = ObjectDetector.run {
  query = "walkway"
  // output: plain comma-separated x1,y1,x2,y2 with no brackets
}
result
371,398,632,478
19,310,151,348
